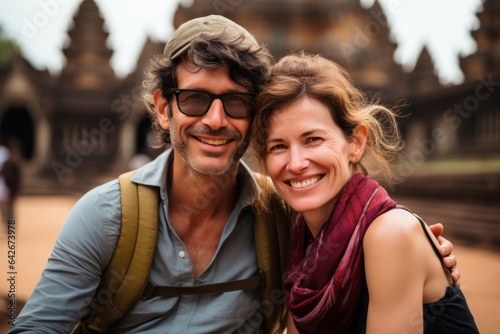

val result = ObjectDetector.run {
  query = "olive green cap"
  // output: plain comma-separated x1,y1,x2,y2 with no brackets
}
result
163,15,258,60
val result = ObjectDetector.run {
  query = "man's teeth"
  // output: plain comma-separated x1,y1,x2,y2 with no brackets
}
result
199,138,229,145
290,176,321,189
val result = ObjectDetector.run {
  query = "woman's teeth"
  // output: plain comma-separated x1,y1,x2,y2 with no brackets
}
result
290,176,321,189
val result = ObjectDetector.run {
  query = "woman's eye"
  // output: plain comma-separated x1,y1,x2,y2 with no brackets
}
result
306,137,322,144
268,144,286,152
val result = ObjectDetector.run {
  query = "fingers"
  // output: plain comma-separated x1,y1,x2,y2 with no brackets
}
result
450,267,461,286
428,223,444,238
437,235,454,257
443,254,456,269
443,253,460,286
428,223,461,286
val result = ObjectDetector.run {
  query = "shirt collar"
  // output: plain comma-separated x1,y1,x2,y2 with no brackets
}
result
131,148,260,209
131,149,170,188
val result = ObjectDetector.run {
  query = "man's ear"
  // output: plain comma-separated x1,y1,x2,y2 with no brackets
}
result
153,89,169,130
350,123,368,163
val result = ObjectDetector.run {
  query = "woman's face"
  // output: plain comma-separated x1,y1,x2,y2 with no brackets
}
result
265,96,364,223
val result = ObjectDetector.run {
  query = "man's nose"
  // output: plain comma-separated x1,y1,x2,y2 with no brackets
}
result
201,99,229,129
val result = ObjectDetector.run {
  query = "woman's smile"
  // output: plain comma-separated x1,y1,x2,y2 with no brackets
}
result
288,175,324,189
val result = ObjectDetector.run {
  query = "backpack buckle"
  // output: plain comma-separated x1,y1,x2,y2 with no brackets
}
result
141,281,158,300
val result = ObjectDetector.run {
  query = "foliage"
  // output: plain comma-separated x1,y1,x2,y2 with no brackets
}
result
0,26,19,66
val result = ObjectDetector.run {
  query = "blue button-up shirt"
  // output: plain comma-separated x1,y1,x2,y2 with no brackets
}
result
10,149,262,333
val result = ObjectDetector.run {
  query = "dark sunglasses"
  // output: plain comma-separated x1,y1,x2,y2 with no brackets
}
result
169,89,256,118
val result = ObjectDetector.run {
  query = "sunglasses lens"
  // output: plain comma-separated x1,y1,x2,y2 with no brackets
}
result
177,91,211,116
176,90,254,118
222,94,254,118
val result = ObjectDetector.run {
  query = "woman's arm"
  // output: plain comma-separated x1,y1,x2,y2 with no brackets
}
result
363,209,430,334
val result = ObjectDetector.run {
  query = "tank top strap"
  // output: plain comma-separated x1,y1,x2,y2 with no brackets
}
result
395,205,454,285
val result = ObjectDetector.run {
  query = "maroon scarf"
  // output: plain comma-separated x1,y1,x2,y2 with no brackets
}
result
283,173,397,333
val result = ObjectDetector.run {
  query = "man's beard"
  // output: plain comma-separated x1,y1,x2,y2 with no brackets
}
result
169,124,250,175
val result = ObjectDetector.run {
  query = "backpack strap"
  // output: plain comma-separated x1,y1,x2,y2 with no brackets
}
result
254,175,291,334
141,272,262,299
71,170,160,334
396,205,455,285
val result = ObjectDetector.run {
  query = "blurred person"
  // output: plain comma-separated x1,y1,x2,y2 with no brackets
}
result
9,16,459,334
129,150,152,170
0,138,22,221
252,52,478,334
0,140,12,223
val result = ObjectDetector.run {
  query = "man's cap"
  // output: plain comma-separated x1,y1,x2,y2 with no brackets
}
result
163,15,259,60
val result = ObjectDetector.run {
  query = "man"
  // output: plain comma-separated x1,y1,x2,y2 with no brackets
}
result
9,15,458,334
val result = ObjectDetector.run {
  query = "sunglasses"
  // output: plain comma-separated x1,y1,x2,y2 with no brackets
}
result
169,89,256,118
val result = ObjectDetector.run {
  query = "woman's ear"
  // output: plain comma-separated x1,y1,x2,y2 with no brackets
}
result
153,89,170,130
350,124,368,163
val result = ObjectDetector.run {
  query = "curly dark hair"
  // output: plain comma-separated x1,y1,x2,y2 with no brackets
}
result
142,29,274,147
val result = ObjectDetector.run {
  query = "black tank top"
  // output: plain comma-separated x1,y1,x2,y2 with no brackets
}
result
351,210,479,333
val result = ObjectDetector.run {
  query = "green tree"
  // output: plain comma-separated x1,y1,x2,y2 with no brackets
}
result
0,26,19,66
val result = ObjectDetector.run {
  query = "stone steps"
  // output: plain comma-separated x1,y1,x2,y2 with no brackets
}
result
19,168,117,197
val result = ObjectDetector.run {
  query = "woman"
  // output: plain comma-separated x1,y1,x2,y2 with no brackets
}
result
251,52,479,333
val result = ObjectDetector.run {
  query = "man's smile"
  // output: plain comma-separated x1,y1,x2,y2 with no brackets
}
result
195,136,232,146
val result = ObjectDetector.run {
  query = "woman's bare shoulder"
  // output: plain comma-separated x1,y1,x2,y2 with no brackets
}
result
366,208,420,239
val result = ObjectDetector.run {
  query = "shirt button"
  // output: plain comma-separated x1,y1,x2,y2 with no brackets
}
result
178,251,186,258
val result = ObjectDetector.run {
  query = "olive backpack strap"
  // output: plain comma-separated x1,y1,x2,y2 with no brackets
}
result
254,175,292,334
71,170,159,334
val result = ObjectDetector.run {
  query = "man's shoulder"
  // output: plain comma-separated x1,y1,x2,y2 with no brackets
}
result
75,178,122,218
88,177,121,197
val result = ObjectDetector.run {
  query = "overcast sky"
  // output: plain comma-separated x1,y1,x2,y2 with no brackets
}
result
0,0,484,85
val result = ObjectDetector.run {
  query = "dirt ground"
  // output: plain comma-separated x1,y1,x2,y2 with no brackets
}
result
1,196,499,333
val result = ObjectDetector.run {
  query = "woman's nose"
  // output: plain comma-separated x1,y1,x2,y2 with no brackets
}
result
287,146,310,173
